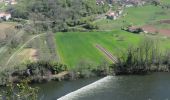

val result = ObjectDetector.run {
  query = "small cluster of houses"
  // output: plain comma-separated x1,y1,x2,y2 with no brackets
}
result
0,0,17,5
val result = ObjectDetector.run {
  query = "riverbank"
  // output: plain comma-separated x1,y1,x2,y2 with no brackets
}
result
0,60,114,86
1,61,170,86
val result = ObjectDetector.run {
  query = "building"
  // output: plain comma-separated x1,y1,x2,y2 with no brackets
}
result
96,0,105,5
106,11,118,20
10,0,17,5
106,8,123,20
1,0,17,5
0,12,11,20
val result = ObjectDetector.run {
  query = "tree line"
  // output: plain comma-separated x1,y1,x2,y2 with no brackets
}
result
113,37,170,75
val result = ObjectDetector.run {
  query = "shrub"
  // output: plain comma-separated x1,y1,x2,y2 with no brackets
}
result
74,59,95,78
0,80,39,100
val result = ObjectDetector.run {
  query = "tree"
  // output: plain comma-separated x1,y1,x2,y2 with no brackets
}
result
113,37,165,75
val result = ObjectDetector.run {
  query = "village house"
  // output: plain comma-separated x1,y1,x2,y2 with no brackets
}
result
10,0,17,5
106,11,118,20
1,0,17,5
106,8,123,20
0,12,11,20
96,0,105,5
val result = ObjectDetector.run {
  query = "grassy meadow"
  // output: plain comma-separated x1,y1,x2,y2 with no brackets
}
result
95,5,170,30
55,30,170,68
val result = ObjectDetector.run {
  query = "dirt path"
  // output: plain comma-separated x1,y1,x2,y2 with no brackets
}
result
96,44,117,63
142,25,170,36
158,19,170,24
5,33,45,66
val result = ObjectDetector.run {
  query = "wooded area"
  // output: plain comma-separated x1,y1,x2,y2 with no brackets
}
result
7,0,109,32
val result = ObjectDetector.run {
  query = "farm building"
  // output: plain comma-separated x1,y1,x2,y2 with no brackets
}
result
106,12,118,20
0,12,11,20
10,0,17,5
96,0,105,5
1,0,17,5
106,8,123,20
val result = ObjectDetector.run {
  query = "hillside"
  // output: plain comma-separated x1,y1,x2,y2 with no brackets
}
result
0,0,170,68
0,0,169,85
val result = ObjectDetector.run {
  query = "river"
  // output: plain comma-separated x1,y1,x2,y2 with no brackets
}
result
35,72,170,100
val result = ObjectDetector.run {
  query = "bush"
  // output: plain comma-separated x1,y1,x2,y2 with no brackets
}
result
83,22,99,30
93,59,112,76
26,61,67,75
74,59,95,78
7,61,68,83
0,80,39,100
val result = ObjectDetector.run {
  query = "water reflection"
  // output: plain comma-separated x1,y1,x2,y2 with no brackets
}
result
35,73,170,100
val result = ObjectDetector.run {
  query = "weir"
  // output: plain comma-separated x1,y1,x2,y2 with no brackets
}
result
57,76,114,100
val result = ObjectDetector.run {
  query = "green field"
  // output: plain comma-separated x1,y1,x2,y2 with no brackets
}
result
56,30,170,68
161,0,170,4
95,5,170,30
56,31,140,68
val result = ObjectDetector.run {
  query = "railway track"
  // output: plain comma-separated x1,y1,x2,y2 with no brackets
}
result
96,44,117,63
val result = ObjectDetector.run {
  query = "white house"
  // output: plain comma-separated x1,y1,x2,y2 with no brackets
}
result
106,12,118,20
0,12,11,20
1,0,17,5
10,0,17,5
106,8,123,20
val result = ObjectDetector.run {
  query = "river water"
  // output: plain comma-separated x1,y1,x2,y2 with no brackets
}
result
35,73,170,100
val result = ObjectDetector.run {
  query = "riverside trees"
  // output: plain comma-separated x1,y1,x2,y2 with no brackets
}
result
113,37,170,75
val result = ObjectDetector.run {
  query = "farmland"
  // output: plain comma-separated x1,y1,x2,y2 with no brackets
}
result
55,31,170,68
55,2,170,68
1,0,170,70
95,5,170,31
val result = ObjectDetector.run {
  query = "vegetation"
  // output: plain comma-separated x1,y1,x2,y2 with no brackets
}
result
0,80,38,100
56,31,170,68
113,38,170,75
13,61,67,83
95,5,170,30
55,31,140,67
0,0,169,97
7,0,109,32
67,59,112,80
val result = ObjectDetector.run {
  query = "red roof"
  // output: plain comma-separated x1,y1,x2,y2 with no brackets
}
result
0,12,11,17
